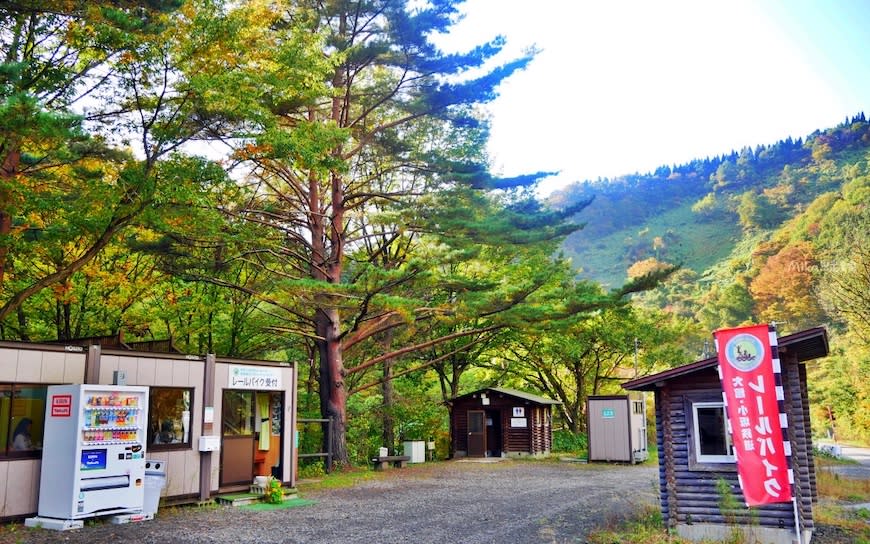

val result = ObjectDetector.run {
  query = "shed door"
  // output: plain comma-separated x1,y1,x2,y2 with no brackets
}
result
467,410,486,457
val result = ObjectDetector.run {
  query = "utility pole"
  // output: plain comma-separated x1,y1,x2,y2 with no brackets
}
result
633,337,639,377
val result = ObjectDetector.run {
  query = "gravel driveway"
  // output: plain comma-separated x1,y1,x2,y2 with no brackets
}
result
2,460,658,544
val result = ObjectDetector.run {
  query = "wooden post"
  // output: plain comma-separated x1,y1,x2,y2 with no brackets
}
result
326,416,334,473
199,353,215,502
84,344,101,384
289,361,298,487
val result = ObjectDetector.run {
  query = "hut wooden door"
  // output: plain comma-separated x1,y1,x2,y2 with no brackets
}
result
467,410,486,457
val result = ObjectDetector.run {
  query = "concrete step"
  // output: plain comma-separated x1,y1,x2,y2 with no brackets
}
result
215,487,299,506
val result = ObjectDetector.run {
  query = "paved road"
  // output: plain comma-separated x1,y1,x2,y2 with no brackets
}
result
838,444,870,465
818,443,870,480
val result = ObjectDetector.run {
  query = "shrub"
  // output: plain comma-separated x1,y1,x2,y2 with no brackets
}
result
553,430,587,455
264,477,283,504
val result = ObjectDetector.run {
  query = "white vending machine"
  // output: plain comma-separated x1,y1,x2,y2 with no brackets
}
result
28,384,149,529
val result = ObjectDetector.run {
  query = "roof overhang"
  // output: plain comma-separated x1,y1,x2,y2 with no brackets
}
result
623,326,829,392
452,387,562,405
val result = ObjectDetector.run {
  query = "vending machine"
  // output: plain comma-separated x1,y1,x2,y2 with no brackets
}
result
32,384,149,526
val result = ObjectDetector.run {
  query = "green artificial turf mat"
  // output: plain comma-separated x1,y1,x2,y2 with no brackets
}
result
240,498,316,511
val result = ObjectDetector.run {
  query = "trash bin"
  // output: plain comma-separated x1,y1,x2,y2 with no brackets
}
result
143,460,167,516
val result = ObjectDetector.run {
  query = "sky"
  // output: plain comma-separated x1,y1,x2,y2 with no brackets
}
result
436,0,870,194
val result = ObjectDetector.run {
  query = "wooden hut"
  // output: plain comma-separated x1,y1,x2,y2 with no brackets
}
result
622,327,828,544
451,387,559,458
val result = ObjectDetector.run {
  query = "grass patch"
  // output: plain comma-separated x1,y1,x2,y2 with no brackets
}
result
583,451,870,543
565,200,742,286
815,502,870,542
815,457,870,501
586,504,693,544
296,466,381,492
240,498,316,512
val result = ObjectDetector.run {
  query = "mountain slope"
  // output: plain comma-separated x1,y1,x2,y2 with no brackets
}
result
550,114,870,287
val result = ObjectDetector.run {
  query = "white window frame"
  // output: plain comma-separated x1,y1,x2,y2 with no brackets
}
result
692,401,735,464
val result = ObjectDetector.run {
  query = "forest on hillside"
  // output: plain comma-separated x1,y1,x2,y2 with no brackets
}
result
551,115,870,444
2,1,867,466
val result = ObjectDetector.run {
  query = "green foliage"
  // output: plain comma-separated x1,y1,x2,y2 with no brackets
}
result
3,0,869,476
690,192,730,220
808,345,870,444
737,190,785,230
715,478,741,526
346,394,386,465
297,460,326,480
696,282,755,332
552,430,587,455
264,476,283,504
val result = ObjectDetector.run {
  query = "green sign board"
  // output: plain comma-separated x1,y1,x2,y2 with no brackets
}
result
602,408,615,419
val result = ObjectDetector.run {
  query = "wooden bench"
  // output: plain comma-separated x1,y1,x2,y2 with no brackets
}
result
372,455,410,470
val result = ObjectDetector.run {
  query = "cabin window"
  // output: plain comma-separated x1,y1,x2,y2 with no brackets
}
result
692,401,734,464
148,387,193,449
0,384,47,459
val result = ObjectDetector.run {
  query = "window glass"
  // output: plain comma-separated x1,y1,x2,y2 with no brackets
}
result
1,384,47,458
467,411,483,434
148,388,193,448
222,390,254,436
693,402,734,463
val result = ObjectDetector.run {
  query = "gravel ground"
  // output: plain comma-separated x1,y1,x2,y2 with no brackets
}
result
1,460,658,544
5,452,868,544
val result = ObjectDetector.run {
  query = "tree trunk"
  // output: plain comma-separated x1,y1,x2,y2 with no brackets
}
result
381,359,395,452
62,300,72,340
0,146,21,291
316,307,347,467
16,305,29,341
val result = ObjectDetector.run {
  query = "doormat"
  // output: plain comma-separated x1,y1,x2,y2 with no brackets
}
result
240,498,316,512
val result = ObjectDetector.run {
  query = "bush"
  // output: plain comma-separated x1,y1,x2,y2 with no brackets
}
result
298,459,326,479
553,430,587,455
264,477,283,504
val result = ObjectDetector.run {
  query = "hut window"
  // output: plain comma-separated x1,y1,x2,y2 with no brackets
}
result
148,387,193,449
0,383,48,460
692,402,735,464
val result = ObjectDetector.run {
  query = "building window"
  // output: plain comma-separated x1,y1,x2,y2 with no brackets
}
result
222,390,255,436
148,387,193,449
692,401,735,465
633,400,644,414
0,384,47,459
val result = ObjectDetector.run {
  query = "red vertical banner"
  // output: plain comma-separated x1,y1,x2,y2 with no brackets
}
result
714,324,792,506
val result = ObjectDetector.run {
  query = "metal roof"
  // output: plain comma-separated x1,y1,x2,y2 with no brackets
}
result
622,326,829,392
453,387,562,405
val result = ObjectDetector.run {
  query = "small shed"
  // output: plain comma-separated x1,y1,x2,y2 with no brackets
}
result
587,393,648,463
623,327,829,544
451,387,559,458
